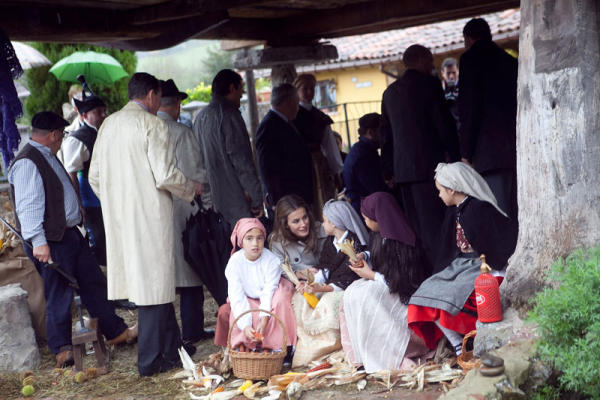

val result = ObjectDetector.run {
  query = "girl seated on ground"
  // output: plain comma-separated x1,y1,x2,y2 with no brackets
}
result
341,192,432,373
290,199,369,367
407,162,518,356
269,194,328,273
215,218,297,360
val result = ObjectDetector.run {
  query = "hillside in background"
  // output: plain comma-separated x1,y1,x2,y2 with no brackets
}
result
136,40,233,91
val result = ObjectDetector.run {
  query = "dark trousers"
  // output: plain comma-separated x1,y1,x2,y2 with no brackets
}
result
179,286,205,342
137,303,182,376
482,168,518,221
398,180,446,273
25,227,126,354
83,207,106,266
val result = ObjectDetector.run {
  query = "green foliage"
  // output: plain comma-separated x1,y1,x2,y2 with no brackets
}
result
137,40,232,92
529,245,600,398
24,43,136,121
183,82,211,105
527,385,562,400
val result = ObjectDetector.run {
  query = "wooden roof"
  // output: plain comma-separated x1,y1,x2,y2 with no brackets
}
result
2,0,519,51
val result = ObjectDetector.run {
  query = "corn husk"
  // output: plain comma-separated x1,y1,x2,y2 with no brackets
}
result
280,256,319,308
337,238,359,262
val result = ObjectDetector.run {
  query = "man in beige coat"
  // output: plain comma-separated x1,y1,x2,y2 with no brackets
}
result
89,73,202,376
157,79,214,353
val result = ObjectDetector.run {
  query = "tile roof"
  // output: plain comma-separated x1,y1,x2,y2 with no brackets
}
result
321,8,520,64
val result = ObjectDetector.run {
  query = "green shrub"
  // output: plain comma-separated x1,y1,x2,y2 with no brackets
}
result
529,245,600,398
183,82,211,105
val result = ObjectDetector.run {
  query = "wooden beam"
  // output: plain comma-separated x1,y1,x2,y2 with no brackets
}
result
232,44,338,69
279,0,520,39
128,0,273,25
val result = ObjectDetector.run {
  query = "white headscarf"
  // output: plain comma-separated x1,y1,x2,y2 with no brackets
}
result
322,199,369,245
435,162,508,217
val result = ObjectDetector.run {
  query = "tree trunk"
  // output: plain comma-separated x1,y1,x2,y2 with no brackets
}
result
501,0,600,309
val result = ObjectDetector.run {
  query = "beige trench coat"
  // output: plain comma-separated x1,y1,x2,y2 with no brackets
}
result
89,102,195,305
158,111,210,288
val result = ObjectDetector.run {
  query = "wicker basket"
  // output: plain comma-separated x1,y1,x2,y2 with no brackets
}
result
457,330,481,371
227,309,287,380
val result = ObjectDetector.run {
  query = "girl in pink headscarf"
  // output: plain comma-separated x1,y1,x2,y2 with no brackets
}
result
214,218,297,356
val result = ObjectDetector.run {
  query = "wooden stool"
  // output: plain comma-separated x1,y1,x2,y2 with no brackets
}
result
72,319,109,375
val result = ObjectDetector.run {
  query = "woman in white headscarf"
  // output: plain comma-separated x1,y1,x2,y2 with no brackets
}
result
291,199,368,367
407,162,518,356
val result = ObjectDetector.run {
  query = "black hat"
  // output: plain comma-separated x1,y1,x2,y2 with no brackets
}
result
31,111,69,131
160,79,188,100
74,95,106,114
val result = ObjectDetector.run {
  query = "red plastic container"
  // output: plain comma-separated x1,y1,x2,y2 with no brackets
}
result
474,255,503,323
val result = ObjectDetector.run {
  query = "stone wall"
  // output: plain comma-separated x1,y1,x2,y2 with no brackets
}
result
502,0,600,308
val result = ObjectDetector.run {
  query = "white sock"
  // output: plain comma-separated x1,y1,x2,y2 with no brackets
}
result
435,320,464,356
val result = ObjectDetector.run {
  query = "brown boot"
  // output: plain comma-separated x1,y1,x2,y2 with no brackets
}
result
106,325,138,345
55,350,74,368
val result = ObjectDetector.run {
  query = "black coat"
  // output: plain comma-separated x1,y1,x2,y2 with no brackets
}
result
256,110,313,206
435,197,518,274
381,69,459,183
458,39,518,173
342,136,387,213
293,106,333,150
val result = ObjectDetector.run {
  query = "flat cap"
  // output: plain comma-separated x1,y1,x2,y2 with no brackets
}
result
31,111,69,131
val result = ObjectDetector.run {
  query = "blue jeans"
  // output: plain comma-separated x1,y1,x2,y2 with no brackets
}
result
25,227,126,354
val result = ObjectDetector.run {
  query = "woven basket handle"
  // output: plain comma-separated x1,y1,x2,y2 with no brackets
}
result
227,308,288,356
461,330,477,353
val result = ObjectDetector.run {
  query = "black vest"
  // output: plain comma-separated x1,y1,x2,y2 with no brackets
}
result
70,123,97,178
9,144,68,242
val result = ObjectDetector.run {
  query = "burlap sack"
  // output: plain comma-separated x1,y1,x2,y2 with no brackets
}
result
0,246,46,342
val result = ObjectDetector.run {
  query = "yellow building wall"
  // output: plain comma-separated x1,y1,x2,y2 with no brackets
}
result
314,66,388,147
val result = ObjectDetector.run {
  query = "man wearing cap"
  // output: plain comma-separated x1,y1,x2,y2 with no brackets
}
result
89,72,203,376
61,93,108,265
8,111,135,368
157,79,214,352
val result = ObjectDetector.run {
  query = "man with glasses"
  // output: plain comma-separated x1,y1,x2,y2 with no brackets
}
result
8,111,133,368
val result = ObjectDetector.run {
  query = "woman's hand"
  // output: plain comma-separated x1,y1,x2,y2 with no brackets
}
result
349,252,366,269
296,281,308,293
350,260,376,280
243,326,257,342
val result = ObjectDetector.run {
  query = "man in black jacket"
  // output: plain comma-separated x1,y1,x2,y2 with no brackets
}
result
256,83,313,208
381,44,459,266
458,18,518,220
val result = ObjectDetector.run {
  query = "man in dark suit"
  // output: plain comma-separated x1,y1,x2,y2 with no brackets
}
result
458,17,518,221
256,83,313,209
381,44,459,267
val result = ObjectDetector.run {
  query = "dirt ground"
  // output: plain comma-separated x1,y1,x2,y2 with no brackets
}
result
0,289,448,400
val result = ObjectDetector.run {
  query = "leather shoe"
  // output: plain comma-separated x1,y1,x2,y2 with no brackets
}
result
55,350,74,368
106,324,138,345
198,329,215,340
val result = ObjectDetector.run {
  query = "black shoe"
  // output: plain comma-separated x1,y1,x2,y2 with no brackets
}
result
112,299,137,310
183,341,197,357
198,329,215,340
283,345,294,366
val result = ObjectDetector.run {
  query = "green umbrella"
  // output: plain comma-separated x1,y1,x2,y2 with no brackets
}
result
49,51,128,85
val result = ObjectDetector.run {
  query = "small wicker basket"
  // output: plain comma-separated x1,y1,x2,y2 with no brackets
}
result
227,309,287,380
457,330,481,371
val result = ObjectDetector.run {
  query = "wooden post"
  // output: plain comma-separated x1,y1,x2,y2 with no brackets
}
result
244,68,259,145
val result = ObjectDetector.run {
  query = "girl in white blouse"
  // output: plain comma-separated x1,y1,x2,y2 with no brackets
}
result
216,218,297,354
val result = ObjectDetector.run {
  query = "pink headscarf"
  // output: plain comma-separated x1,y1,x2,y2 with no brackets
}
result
230,218,267,255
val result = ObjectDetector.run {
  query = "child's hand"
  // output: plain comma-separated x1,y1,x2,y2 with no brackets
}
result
349,252,366,269
257,316,268,335
244,326,258,342
350,260,376,280
304,284,316,294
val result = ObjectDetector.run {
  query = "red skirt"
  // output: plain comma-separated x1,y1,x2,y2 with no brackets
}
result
407,276,503,349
